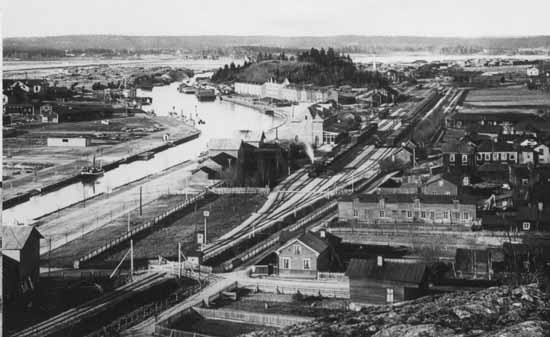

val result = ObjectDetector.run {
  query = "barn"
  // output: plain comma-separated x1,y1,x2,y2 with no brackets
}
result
345,257,429,305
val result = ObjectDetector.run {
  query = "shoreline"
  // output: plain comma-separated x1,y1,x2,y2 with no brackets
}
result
222,95,289,133
3,127,201,210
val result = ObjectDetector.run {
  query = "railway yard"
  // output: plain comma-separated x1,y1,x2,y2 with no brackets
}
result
5,54,550,337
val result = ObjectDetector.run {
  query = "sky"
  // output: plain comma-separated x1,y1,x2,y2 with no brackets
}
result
2,0,550,38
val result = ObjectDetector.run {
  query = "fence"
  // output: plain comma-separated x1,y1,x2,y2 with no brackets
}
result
85,284,202,337
192,307,312,328
74,182,223,269
248,284,350,299
154,326,214,337
208,187,270,195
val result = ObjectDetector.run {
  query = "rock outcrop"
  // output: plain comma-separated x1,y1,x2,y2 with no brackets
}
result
244,284,550,337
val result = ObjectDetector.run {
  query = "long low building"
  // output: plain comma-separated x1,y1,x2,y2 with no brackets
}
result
338,193,477,227
234,78,338,103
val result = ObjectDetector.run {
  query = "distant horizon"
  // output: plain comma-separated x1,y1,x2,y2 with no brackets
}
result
5,33,550,40
3,0,550,38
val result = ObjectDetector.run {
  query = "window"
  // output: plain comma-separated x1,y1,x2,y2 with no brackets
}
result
449,154,455,162
392,210,398,217
522,178,529,186
502,153,508,160
303,258,311,270
462,155,468,164
379,210,385,218
414,211,419,218
294,245,301,255
386,288,394,303
484,153,491,161
430,211,435,219
62,139,69,143
407,210,412,218
401,210,407,217
282,257,290,269
523,222,531,231
463,212,469,220
421,211,426,218
379,199,385,209
364,209,369,219
353,208,358,217
492,153,499,161
453,212,460,220
476,153,482,160
509,153,516,161
443,211,449,219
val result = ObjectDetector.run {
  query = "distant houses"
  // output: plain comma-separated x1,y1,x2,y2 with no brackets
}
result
234,78,338,103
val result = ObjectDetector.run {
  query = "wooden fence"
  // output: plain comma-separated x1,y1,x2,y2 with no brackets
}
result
73,182,223,269
192,307,312,328
208,187,270,195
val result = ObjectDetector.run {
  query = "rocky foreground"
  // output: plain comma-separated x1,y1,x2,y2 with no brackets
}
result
245,284,550,337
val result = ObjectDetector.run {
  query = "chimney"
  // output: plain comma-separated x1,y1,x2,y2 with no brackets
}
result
377,256,384,267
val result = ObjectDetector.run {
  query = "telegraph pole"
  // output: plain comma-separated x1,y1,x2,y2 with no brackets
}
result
139,186,143,216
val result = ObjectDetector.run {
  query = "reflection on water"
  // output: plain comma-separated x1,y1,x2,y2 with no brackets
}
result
4,81,277,225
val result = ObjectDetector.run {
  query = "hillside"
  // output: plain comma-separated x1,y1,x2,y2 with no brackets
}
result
4,35,550,54
212,49,388,87
244,284,550,337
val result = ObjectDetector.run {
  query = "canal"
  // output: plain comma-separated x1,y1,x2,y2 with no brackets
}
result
3,79,278,225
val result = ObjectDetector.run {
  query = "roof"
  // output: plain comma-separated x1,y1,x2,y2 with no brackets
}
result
453,111,544,123
477,162,510,173
210,152,236,167
277,232,329,255
207,138,242,151
2,225,43,250
345,258,427,284
424,173,460,187
340,193,477,205
477,140,516,152
441,140,475,154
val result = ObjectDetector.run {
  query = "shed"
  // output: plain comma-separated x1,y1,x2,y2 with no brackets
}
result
345,258,428,305
2,225,44,299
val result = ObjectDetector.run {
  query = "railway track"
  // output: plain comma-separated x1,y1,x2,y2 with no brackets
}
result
11,272,168,337
202,144,397,264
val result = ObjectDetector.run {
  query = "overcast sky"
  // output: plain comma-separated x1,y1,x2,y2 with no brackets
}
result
2,0,550,38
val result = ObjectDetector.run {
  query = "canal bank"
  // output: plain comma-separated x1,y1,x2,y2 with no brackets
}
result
221,95,288,131
3,124,201,211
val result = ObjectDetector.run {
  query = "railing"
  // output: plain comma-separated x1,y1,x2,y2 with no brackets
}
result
216,201,338,272
84,284,202,337
250,284,350,299
154,326,214,337
192,307,312,328
73,182,223,269
317,272,348,282
208,187,270,195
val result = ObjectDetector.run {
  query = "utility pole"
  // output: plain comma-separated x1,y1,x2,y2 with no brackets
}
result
48,238,52,276
139,186,143,216
130,239,134,281
178,242,182,278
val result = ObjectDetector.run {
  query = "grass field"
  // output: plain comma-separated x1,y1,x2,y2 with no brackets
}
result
464,86,550,107
70,193,267,269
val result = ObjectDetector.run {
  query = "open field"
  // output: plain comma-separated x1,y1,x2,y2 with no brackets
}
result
66,194,267,269
3,116,199,202
464,86,550,108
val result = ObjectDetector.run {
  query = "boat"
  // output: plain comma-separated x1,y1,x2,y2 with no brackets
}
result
178,83,196,94
196,88,216,102
80,155,104,180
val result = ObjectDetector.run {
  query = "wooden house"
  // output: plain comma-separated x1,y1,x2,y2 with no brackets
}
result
345,257,428,305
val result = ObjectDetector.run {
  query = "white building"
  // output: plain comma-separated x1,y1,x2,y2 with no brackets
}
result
47,137,90,147
234,78,337,103
535,144,550,164
527,67,540,77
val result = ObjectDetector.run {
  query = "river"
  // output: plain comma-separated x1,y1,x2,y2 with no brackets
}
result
3,79,278,225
